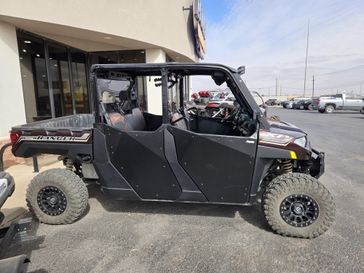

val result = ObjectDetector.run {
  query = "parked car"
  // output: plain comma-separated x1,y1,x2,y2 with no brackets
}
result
281,99,292,108
265,99,281,106
304,98,318,110
283,100,295,109
317,94,364,113
9,63,334,238
292,100,306,110
284,98,310,109
292,99,315,110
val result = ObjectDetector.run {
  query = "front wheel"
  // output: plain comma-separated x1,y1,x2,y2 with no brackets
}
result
263,173,335,238
26,169,89,224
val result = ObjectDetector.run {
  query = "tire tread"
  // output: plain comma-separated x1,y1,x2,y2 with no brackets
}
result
263,173,335,238
26,168,88,225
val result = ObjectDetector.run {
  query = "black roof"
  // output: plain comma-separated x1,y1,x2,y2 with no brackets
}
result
90,62,238,74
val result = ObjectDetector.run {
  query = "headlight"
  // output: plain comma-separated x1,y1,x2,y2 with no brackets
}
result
259,130,294,146
294,136,307,148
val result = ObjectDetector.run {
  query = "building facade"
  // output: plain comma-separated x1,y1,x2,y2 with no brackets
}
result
0,0,204,141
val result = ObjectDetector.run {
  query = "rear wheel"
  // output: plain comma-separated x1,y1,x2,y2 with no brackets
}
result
318,109,325,113
262,173,335,238
325,105,335,113
26,169,88,224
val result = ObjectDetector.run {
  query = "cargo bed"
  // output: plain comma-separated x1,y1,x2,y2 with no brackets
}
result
10,114,94,160
12,114,95,131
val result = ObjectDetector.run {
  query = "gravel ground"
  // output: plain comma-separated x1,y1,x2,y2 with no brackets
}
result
6,108,364,273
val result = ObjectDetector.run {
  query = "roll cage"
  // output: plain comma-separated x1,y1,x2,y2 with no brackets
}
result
90,63,269,130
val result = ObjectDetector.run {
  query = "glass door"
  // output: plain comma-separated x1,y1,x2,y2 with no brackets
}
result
48,44,73,117
71,51,89,113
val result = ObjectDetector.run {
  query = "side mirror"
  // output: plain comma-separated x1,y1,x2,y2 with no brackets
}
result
237,65,246,75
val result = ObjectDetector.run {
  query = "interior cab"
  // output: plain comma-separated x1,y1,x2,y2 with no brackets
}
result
96,66,258,138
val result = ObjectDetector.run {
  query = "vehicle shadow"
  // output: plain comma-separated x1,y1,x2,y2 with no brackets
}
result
87,184,271,232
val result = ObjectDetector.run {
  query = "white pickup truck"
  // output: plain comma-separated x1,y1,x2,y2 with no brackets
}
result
317,94,364,113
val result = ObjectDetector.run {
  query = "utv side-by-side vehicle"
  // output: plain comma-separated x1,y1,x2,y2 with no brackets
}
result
10,63,334,238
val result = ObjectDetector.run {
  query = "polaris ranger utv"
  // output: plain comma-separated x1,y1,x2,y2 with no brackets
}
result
10,63,334,238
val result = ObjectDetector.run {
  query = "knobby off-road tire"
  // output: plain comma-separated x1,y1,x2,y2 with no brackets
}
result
263,173,335,238
26,169,88,224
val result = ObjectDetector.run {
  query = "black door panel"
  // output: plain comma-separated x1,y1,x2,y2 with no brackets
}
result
104,125,182,200
169,126,256,203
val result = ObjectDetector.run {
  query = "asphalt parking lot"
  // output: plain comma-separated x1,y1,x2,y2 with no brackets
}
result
6,108,364,273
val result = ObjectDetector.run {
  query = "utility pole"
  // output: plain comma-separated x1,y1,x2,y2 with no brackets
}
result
280,85,282,96
275,78,278,96
303,20,310,97
312,75,315,97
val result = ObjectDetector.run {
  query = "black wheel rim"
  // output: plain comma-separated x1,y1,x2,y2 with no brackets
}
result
280,194,319,227
37,186,67,216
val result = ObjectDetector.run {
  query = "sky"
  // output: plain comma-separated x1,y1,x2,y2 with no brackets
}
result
197,0,364,96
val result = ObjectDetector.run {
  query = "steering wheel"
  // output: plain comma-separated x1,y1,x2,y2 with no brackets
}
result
221,106,239,123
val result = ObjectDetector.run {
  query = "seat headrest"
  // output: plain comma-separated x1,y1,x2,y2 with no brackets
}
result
102,91,116,104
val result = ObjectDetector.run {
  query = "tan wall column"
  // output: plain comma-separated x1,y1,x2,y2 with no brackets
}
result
145,48,166,115
0,21,26,139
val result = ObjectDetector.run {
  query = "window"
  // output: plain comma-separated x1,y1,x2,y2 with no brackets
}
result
17,32,51,122
185,73,254,136
71,51,89,113
89,50,148,110
16,30,91,121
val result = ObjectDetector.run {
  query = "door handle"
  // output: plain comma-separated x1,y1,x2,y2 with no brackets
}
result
246,140,255,144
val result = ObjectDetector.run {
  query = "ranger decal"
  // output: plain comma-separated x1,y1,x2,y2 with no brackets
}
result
18,133,91,143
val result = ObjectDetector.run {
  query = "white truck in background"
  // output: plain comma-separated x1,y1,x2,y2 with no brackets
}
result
317,94,364,113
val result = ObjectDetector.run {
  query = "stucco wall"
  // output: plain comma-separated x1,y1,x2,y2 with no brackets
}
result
0,21,26,139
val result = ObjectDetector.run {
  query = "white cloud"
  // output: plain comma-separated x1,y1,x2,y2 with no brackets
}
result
200,0,364,96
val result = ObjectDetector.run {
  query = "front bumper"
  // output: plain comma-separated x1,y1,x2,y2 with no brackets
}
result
310,149,325,178
0,172,15,209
